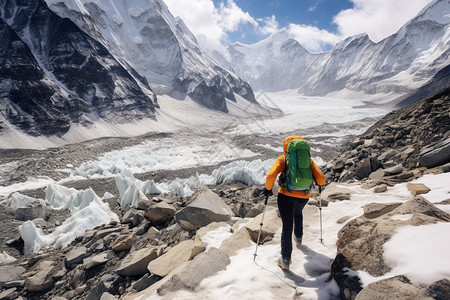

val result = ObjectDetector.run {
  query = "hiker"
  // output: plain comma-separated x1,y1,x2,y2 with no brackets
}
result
263,136,326,270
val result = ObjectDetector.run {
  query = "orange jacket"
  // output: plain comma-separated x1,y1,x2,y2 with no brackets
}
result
265,136,326,199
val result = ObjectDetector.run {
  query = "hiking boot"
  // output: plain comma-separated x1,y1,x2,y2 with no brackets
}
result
294,236,302,246
277,256,291,270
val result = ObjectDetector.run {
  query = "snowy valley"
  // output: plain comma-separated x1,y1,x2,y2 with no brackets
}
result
0,0,450,299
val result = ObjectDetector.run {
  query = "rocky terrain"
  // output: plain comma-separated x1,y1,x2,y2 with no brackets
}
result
0,89,449,299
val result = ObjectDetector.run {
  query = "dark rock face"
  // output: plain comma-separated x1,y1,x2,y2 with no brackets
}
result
325,89,450,182
0,0,157,136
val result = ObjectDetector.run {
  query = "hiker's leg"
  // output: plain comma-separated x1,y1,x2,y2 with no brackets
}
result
278,193,294,260
293,198,309,238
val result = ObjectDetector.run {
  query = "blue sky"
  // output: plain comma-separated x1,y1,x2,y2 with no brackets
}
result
223,0,354,44
165,0,434,53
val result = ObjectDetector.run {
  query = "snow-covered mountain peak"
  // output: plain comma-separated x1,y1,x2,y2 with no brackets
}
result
226,0,450,101
46,0,255,112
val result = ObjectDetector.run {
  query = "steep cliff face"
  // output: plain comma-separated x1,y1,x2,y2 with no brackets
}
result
0,0,157,136
226,0,450,102
47,0,255,112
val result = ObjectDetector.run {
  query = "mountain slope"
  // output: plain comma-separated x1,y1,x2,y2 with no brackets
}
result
227,0,450,103
0,0,157,136
46,0,256,112
394,63,450,107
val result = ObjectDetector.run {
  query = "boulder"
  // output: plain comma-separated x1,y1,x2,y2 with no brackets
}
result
330,253,363,300
406,183,430,196
157,247,230,295
245,207,281,243
116,246,160,277
336,197,450,278
219,227,252,257
147,240,199,277
384,164,403,176
355,275,433,300
355,158,372,179
373,184,388,193
0,265,26,287
65,246,87,268
144,202,176,225
122,209,145,226
427,278,450,300
24,260,58,292
419,138,450,168
175,187,233,231
368,168,385,180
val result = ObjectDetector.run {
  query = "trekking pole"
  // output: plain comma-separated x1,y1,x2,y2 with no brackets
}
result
253,194,269,261
319,185,324,244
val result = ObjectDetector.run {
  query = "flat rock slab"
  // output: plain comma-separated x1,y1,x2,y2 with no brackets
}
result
147,240,197,277
116,247,160,277
406,183,430,196
0,266,26,287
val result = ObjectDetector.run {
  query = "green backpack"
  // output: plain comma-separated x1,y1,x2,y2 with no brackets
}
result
282,139,313,193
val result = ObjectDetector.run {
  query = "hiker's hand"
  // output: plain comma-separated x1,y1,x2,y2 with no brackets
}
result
263,187,273,197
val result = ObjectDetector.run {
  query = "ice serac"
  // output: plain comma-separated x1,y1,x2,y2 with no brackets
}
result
46,0,256,112
227,0,450,102
0,0,157,136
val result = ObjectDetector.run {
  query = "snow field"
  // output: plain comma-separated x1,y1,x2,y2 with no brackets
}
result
231,91,389,136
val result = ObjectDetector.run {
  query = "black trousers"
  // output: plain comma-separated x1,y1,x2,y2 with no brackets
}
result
277,193,309,260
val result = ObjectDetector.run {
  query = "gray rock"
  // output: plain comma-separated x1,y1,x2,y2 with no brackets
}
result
369,168,385,180
100,292,119,300
378,149,398,162
144,202,176,225
0,265,26,287
384,164,403,176
83,252,109,269
25,260,58,292
157,247,230,295
116,247,159,277
65,246,87,268
122,208,145,226
130,274,160,293
373,184,388,193
355,275,433,300
419,138,450,168
86,274,124,300
355,158,372,179
175,187,233,231
328,192,351,201
15,202,51,221
363,202,402,219
0,287,18,300
427,278,450,300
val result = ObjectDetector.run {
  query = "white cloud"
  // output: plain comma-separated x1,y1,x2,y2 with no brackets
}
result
258,15,279,35
287,24,341,52
333,0,434,42
164,0,258,51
